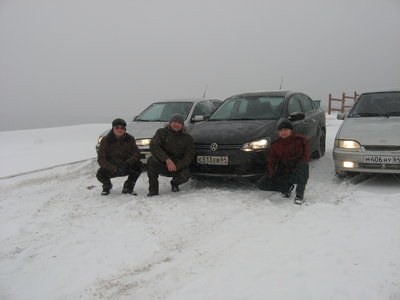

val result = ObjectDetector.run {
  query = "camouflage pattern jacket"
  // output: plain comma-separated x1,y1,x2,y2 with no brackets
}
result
149,125,194,170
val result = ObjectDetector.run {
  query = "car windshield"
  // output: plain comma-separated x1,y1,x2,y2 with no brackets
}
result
348,92,400,118
209,96,284,120
135,102,193,122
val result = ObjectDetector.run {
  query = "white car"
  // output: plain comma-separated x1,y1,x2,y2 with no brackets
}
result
96,98,221,163
333,89,400,176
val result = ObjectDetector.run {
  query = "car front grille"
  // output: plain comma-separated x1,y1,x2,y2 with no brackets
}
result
364,145,400,151
194,164,241,174
195,144,242,150
359,163,400,170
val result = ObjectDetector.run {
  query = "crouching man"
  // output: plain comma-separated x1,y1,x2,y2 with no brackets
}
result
257,118,310,204
147,113,194,197
96,118,143,195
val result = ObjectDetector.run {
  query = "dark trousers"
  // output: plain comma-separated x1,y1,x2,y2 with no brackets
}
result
147,156,191,194
96,162,143,191
256,162,309,197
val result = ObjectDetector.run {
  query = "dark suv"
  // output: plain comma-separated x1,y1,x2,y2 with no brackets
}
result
190,91,326,177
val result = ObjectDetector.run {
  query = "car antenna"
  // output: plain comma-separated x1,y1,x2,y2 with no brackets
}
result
279,76,284,90
202,84,208,99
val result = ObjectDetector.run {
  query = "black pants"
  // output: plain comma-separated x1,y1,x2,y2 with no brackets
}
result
147,156,191,194
256,161,309,197
96,162,143,191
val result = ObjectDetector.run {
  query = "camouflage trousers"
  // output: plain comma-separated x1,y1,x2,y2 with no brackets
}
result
147,156,191,194
256,161,309,197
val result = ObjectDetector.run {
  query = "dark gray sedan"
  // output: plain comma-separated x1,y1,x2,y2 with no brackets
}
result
190,90,326,177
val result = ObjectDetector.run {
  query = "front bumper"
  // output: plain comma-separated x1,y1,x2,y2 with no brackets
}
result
333,148,400,174
191,148,267,178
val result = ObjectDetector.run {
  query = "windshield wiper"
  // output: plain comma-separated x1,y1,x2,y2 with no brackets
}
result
385,111,400,116
350,112,387,117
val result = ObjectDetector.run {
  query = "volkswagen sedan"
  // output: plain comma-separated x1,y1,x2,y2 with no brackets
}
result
190,90,326,178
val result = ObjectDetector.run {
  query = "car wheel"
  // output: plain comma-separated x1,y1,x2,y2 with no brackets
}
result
312,129,326,158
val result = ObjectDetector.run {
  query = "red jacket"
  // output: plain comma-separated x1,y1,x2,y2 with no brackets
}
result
267,133,310,177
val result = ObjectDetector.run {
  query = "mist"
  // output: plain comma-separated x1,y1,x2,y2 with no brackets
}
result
1,0,399,131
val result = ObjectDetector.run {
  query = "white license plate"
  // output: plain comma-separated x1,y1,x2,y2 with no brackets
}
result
197,155,229,165
363,155,400,164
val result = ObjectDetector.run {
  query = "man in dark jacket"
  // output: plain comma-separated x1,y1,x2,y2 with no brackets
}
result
147,113,195,197
97,118,143,195
257,118,310,204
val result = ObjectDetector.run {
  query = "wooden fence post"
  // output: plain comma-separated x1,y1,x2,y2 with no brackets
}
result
341,92,345,113
328,94,332,114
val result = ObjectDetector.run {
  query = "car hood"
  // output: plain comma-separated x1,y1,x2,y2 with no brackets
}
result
126,121,168,139
337,117,400,145
191,120,279,144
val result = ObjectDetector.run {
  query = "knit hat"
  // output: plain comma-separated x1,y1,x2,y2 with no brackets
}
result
169,113,184,124
277,118,293,130
112,118,127,127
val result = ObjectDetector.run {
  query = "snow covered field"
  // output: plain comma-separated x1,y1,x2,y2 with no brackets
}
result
1,115,400,300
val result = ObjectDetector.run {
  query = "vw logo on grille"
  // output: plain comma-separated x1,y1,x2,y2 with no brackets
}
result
210,143,218,151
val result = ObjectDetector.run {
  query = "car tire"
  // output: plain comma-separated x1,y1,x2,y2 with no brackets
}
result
312,129,326,158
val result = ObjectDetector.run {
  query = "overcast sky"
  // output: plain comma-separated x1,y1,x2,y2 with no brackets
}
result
0,0,399,131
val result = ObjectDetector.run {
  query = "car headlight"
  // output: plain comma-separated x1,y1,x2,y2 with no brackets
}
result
335,139,361,150
241,138,268,152
136,138,152,147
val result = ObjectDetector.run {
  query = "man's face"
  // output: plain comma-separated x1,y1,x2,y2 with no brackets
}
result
169,121,183,132
113,125,126,137
278,128,292,139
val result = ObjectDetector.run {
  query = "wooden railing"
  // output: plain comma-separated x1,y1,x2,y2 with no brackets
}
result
328,92,359,114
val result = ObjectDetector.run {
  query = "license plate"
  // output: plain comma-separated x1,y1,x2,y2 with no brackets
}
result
363,155,400,164
197,155,229,165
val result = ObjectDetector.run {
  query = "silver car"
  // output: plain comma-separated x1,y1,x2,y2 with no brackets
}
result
96,98,221,163
333,89,400,176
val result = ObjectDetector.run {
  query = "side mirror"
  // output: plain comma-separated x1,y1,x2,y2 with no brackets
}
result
191,115,208,122
337,113,346,120
288,112,305,121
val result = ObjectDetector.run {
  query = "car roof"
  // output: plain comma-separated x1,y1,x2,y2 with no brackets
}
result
153,98,221,104
227,90,296,99
359,88,400,95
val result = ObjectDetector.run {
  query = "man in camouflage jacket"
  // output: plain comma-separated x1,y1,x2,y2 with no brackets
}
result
147,113,194,196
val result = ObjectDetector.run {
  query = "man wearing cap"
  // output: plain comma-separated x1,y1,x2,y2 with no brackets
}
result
257,118,310,204
146,113,195,196
96,118,143,195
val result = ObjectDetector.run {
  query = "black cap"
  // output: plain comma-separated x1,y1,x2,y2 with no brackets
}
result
277,118,293,130
112,118,127,127
169,113,184,124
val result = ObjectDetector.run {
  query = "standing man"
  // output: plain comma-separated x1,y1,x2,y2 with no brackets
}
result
97,118,143,195
147,113,195,196
257,118,310,204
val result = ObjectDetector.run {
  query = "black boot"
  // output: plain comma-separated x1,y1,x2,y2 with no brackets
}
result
294,195,305,205
101,184,112,196
122,181,137,195
147,191,159,197
171,184,180,192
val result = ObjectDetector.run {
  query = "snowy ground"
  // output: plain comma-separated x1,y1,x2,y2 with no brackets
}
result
1,116,400,300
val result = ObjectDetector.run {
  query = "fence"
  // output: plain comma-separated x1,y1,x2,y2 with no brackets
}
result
328,92,359,114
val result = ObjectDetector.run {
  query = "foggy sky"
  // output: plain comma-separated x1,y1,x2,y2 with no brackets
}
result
1,0,399,131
